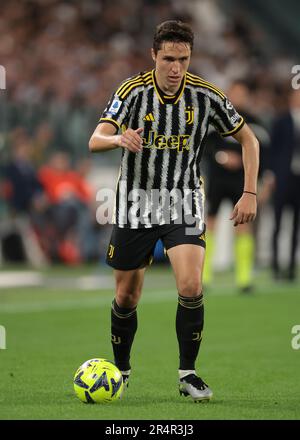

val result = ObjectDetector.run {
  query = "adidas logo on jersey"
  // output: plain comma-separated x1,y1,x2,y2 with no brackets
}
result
143,113,155,122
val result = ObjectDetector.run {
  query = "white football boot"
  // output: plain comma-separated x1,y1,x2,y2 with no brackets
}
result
179,374,213,402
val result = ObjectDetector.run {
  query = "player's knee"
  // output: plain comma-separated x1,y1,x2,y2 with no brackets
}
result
115,285,141,308
178,277,202,297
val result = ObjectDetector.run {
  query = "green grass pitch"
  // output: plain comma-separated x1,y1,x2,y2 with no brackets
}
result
0,265,300,420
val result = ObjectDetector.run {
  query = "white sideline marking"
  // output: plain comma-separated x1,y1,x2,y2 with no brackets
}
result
0,281,294,314
0,281,289,315
0,325,6,349
0,272,43,288
0,272,113,290
0,290,176,314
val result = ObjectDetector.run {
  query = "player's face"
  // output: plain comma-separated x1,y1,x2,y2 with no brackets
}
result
152,41,191,93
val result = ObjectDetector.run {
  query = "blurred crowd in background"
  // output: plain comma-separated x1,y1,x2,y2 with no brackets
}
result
0,0,299,282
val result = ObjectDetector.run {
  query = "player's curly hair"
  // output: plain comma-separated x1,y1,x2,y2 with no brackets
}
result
153,20,194,54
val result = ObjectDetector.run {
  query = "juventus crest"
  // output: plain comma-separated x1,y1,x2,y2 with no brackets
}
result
185,106,194,124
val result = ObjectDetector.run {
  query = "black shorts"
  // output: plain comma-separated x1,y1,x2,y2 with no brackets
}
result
106,223,206,271
207,176,243,216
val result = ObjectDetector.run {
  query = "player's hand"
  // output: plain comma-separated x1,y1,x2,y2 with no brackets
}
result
116,127,143,153
230,193,257,227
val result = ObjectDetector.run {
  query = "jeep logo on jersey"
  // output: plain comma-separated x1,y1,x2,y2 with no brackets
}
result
142,130,190,152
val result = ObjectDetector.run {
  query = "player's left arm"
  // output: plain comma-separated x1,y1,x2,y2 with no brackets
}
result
230,123,260,226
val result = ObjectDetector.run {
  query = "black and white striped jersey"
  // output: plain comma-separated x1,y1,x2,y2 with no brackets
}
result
99,69,244,229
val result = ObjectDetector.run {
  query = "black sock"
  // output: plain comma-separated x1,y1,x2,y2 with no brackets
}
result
111,299,137,371
176,293,204,370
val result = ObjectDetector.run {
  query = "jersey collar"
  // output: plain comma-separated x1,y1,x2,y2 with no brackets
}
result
152,69,186,105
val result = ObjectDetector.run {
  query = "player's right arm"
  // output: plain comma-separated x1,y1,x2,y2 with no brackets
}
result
89,123,143,153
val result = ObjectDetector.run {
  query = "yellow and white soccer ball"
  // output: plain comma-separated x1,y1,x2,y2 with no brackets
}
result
73,358,124,403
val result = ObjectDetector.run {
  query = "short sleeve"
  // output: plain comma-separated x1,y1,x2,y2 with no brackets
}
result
210,94,244,137
99,82,135,131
